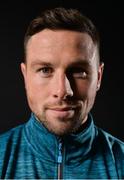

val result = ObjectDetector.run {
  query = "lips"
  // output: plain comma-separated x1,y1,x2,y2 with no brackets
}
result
47,106,76,119
50,107,74,111
48,105,77,112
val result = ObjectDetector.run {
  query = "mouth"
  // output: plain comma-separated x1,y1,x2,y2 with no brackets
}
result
50,106,74,110
46,106,77,119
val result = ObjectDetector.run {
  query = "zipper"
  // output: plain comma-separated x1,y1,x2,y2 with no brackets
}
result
57,139,63,180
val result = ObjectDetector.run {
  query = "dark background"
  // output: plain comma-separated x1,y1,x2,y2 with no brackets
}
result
0,1,123,141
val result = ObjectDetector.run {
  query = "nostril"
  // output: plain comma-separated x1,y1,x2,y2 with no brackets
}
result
53,94,58,98
63,94,73,101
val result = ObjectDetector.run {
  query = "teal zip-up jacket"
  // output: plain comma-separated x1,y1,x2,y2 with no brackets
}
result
0,113,124,179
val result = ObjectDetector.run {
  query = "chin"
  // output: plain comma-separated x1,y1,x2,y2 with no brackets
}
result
42,120,80,136
35,112,83,135
47,128,74,136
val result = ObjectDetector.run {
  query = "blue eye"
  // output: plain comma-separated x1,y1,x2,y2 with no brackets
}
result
41,67,51,73
39,67,53,77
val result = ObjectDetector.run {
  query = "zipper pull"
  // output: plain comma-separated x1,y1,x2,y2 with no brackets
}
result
58,141,62,163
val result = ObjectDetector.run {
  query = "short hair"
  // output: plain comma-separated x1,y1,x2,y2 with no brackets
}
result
24,7,100,61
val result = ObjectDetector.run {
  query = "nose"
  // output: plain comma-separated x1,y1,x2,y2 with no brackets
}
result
53,73,73,100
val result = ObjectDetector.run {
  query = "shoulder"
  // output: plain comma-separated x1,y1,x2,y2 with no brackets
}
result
0,123,25,137
95,125,124,154
0,123,26,150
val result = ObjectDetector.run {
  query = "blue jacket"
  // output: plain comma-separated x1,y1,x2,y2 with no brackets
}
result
0,113,124,179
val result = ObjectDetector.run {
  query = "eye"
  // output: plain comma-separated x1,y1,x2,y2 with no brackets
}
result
74,71,87,79
69,67,88,79
38,66,53,77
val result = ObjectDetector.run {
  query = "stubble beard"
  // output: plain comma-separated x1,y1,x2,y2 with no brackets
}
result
34,106,87,136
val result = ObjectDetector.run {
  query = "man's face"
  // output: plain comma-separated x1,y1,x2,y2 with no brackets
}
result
21,29,103,135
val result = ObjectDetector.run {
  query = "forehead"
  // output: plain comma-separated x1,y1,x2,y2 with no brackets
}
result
26,29,97,66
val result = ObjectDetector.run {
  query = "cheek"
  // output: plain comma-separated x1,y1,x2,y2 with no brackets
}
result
74,80,97,100
26,77,50,102
74,81,89,98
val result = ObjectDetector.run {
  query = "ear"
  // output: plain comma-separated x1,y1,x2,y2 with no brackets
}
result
97,62,104,91
20,62,27,89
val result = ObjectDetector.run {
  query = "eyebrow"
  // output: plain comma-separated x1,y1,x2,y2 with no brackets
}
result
30,60,53,68
68,59,92,68
71,60,90,65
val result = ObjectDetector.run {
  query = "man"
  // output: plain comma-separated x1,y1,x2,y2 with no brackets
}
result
0,7,124,179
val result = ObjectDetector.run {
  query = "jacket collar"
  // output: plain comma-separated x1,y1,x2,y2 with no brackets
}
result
24,113,96,164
